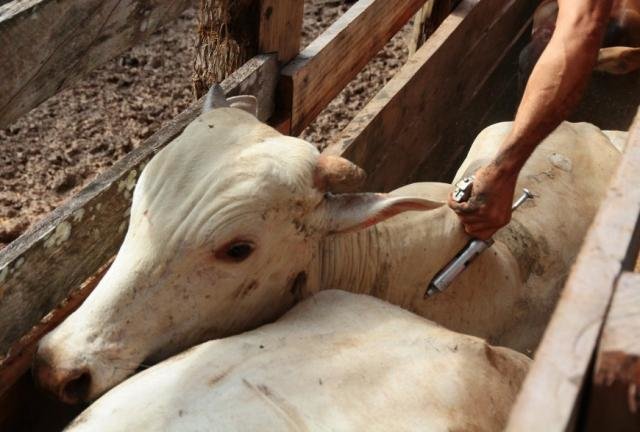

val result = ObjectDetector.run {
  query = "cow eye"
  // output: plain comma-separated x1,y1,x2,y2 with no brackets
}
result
216,241,255,262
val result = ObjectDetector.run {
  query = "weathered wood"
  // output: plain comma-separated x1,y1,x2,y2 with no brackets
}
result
585,272,640,432
280,0,427,135
0,260,112,397
259,0,304,63
324,0,536,192
506,110,640,432
0,0,194,128
409,0,453,54
193,0,260,98
0,54,278,356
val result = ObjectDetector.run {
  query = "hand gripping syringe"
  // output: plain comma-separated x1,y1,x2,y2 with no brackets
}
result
425,180,534,298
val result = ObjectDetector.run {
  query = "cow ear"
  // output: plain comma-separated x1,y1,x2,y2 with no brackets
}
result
317,193,445,234
227,95,258,117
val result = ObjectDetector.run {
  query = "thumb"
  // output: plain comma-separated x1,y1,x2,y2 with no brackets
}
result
448,198,471,214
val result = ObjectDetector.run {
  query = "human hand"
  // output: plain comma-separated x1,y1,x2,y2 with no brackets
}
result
448,164,518,240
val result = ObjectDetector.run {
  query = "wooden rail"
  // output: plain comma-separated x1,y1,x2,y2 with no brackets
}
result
506,110,640,431
0,260,112,396
324,0,536,191
586,272,640,432
279,0,427,135
4,2,638,429
0,0,195,128
0,54,278,357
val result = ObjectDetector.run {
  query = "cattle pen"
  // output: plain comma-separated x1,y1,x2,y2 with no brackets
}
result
0,0,639,430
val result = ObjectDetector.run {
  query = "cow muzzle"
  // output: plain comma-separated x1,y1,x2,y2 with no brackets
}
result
33,345,92,405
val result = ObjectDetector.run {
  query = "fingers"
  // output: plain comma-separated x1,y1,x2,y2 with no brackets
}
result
462,223,499,240
448,195,481,215
465,227,497,241
449,192,511,239
461,211,511,239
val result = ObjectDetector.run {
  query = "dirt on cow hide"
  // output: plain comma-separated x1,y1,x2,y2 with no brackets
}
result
0,0,411,250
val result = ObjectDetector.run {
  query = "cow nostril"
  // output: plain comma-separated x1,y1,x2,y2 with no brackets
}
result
60,370,92,405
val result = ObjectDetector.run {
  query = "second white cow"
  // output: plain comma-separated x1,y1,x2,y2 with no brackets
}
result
64,290,531,432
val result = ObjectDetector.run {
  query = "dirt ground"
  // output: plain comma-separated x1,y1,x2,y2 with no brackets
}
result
0,0,410,249
1,2,638,270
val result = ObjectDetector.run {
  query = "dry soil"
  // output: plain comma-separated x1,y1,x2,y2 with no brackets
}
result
0,0,412,249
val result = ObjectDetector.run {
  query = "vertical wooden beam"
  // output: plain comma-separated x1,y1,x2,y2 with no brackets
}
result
259,0,304,131
409,0,453,55
259,0,304,63
586,272,640,432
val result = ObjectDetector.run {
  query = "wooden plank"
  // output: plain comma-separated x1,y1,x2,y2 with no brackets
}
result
506,110,640,432
0,54,278,356
410,20,527,184
0,0,194,128
259,0,305,63
324,0,537,192
585,272,640,432
280,0,427,135
409,0,454,54
0,260,111,397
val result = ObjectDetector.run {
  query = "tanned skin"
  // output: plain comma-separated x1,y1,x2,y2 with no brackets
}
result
449,0,614,240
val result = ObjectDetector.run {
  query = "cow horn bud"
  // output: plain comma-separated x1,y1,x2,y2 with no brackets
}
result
314,155,366,193
202,84,230,113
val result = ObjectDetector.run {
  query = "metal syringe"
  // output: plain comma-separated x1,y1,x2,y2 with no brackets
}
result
424,187,534,297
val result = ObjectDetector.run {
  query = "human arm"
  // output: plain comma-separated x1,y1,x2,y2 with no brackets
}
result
449,0,613,240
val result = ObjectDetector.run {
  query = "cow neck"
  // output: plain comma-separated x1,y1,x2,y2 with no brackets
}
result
315,207,472,302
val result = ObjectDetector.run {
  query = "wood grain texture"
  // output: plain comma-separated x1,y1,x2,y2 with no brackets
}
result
193,0,260,98
0,260,112,397
0,54,278,356
259,0,304,63
506,111,640,432
0,0,194,128
409,0,454,54
586,272,640,432
324,0,536,191
280,0,426,135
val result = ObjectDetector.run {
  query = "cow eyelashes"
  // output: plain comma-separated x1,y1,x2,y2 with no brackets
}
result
215,241,255,263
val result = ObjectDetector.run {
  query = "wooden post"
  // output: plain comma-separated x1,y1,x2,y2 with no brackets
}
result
193,0,261,98
193,0,304,98
409,0,453,55
259,0,304,64
586,272,640,432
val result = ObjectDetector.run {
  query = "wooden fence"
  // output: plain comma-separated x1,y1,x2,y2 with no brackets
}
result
0,0,638,430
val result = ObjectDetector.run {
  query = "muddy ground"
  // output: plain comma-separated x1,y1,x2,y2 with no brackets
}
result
0,0,411,249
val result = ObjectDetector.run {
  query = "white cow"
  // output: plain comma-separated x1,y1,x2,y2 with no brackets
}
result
34,88,622,403
65,290,531,432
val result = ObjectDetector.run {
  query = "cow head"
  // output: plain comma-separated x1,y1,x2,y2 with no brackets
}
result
33,87,441,403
